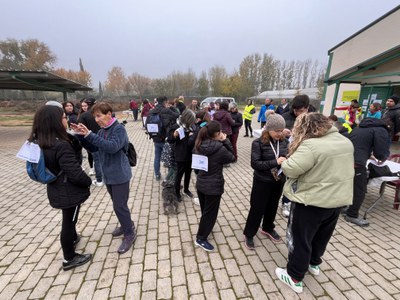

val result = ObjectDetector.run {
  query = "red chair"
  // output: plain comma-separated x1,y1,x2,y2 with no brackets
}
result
386,154,400,209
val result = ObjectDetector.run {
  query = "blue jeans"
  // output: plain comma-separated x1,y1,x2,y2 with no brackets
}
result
92,151,102,182
154,142,164,176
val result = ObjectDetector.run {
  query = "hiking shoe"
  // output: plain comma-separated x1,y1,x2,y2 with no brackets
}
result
92,180,104,187
118,233,137,254
344,215,369,227
63,253,92,271
73,234,81,247
244,235,255,250
192,197,200,206
184,190,194,198
282,203,290,218
195,239,214,252
260,229,282,243
111,224,136,237
308,265,320,276
275,268,303,293
88,168,95,176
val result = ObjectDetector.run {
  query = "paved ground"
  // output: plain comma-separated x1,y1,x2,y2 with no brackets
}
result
1,119,400,300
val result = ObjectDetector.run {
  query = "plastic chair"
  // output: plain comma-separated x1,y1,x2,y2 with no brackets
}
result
386,154,400,209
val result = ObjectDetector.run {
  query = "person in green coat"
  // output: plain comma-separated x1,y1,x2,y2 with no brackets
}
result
275,113,354,294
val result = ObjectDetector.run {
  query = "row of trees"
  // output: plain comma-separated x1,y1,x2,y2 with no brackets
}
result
0,39,326,101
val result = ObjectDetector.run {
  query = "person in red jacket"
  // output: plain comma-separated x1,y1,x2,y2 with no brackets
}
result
129,99,139,121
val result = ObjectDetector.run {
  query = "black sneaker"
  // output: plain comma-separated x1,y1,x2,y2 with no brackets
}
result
184,190,194,198
260,229,282,243
243,134,249,137
155,174,161,181
63,253,92,271
244,235,255,250
118,232,137,254
195,239,214,252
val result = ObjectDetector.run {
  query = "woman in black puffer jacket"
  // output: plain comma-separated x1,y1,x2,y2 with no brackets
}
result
28,105,92,271
243,112,289,250
193,121,235,252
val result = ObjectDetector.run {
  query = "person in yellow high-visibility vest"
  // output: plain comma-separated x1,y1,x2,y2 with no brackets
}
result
243,99,256,137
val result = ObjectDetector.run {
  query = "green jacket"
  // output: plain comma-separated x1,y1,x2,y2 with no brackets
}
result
282,127,354,208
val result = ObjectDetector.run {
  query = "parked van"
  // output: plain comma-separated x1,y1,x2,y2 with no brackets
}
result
200,97,235,107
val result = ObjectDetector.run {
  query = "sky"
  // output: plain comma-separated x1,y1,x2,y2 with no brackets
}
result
1,0,399,87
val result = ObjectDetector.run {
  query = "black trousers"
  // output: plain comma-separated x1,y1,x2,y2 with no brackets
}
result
346,166,367,218
244,119,253,136
260,121,266,129
132,109,139,121
196,190,222,240
106,182,134,236
287,202,341,281
175,160,192,197
243,178,283,237
61,205,80,260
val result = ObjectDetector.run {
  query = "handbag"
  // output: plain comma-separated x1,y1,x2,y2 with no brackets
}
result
367,163,398,179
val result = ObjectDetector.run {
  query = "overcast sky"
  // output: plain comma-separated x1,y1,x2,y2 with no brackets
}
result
1,0,399,86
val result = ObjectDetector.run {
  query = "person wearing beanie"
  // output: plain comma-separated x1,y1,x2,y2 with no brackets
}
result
243,111,289,250
382,94,400,140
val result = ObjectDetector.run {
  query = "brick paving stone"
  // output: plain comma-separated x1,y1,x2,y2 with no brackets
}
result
20,269,45,290
44,285,66,300
230,276,251,298
0,281,22,299
171,250,184,267
219,289,236,299
171,266,186,287
97,268,115,289
144,253,157,270
142,270,157,291
214,269,231,290
187,273,203,295
110,275,128,298
321,282,348,300
198,262,213,281
157,277,172,299
12,290,32,300
158,259,171,278
202,280,219,300
346,277,376,299
248,284,268,300
239,264,258,285
369,272,400,294
125,283,141,300
141,291,157,299
368,284,396,300
92,288,111,300
29,277,54,299
173,285,188,300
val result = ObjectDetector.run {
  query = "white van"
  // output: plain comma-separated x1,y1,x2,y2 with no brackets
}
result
200,97,235,107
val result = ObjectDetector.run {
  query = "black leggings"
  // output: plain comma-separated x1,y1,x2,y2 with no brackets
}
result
87,151,93,168
61,205,80,260
245,119,253,136
175,161,192,197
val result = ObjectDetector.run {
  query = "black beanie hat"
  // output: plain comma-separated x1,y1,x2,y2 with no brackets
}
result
390,95,400,104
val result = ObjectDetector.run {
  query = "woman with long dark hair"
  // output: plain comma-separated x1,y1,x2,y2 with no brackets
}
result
28,105,92,271
193,121,235,251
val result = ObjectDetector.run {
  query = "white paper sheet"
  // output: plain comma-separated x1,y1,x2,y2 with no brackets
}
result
16,141,40,163
177,127,185,140
147,123,159,133
191,154,208,171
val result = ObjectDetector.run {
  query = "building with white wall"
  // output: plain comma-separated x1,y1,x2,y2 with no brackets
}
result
322,5,400,117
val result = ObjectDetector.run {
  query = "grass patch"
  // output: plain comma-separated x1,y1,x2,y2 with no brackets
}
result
0,114,33,126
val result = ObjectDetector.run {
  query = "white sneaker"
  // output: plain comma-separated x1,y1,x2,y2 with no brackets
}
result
88,168,95,176
275,267,303,293
308,265,320,276
92,180,104,187
192,197,200,206
282,203,290,218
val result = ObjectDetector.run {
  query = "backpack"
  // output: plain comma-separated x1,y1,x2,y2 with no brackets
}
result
146,112,164,140
126,142,137,167
26,149,60,184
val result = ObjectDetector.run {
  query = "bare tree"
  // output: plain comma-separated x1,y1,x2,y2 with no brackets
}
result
209,65,228,95
104,66,127,96
128,73,151,99
197,71,209,96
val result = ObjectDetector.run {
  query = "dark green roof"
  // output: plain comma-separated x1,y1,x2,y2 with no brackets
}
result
0,69,92,93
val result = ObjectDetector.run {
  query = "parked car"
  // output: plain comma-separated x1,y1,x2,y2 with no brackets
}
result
200,97,235,107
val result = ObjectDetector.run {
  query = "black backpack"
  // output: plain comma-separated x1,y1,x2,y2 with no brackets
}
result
126,142,137,167
146,112,164,140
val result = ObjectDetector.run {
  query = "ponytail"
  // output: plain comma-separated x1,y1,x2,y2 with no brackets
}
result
195,120,221,151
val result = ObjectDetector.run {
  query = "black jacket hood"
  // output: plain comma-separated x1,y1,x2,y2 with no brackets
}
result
359,118,388,129
197,139,223,156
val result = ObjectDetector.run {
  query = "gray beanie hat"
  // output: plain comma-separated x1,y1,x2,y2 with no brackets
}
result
265,111,286,131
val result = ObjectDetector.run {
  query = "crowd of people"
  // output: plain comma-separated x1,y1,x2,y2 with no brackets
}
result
28,93,399,293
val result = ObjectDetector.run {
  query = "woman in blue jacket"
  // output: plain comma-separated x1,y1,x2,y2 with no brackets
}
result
73,102,136,254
